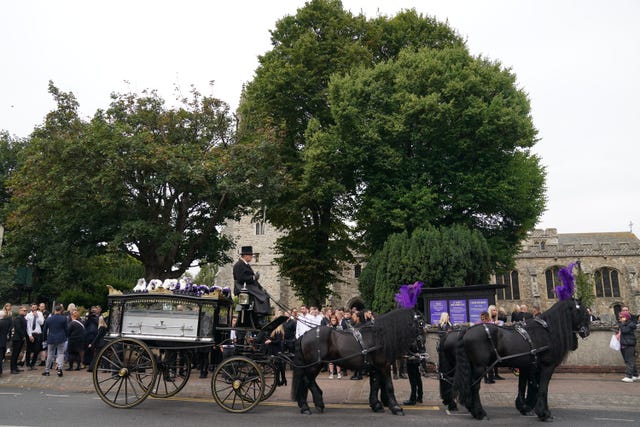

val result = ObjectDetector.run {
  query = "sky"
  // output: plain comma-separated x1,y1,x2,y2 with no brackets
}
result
1,0,639,235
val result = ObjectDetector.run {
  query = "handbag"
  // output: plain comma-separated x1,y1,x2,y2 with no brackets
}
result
610,334,621,351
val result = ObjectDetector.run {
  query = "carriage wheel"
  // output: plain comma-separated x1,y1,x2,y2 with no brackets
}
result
93,338,156,409
211,356,265,413
150,349,192,398
258,359,278,401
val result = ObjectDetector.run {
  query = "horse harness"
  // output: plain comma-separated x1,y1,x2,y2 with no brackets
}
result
305,325,380,368
481,317,551,373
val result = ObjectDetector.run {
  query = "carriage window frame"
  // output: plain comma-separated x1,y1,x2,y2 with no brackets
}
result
594,267,621,298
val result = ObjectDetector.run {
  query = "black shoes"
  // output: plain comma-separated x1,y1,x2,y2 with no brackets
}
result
11,370,21,374
485,379,495,384
403,400,416,406
350,375,362,380
494,375,505,380
399,374,407,379
57,369,63,377
42,371,50,376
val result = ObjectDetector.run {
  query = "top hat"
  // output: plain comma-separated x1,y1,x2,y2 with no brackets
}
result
240,246,253,255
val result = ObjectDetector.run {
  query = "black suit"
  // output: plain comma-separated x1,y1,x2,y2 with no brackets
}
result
233,258,270,315
10,314,27,371
0,317,12,374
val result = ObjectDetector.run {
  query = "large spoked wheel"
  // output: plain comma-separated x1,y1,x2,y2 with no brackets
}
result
258,359,278,401
212,356,265,413
150,349,192,398
93,338,156,408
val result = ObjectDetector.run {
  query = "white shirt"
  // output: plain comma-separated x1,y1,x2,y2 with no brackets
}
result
295,313,312,339
25,310,44,336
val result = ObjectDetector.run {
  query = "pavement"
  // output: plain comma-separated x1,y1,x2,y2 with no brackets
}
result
2,364,640,412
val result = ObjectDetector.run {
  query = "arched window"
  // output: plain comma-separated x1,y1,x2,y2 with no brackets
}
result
545,266,562,299
496,270,520,300
594,267,621,298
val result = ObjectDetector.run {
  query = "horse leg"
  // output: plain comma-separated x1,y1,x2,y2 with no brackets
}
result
515,368,534,415
368,369,385,412
469,365,489,420
533,367,554,421
294,371,311,414
524,368,540,413
308,378,325,413
438,342,458,412
380,368,404,415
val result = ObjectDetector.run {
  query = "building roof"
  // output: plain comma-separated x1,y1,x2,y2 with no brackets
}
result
517,230,640,258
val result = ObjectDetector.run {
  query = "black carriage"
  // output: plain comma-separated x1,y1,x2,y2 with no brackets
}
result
92,289,282,413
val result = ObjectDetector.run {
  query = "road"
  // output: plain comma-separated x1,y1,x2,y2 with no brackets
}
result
1,386,638,427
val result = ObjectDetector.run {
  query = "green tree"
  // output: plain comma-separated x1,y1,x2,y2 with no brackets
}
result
238,0,464,306
4,82,254,298
195,263,218,286
575,266,595,309
326,45,545,270
360,225,492,312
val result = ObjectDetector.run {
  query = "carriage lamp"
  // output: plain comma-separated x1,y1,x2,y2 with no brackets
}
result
238,284,250,307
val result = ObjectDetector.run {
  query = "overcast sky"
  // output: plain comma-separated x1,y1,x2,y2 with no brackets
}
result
2,0,638,235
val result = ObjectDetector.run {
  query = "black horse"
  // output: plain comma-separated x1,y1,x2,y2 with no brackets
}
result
439,326,538,414
453,298,590,421
291,308,423,415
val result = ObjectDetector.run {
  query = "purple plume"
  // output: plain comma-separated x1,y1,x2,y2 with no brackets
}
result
394,281,424,309
555,262,577,301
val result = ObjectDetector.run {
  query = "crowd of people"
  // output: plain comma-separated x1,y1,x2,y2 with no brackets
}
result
0,302,105,377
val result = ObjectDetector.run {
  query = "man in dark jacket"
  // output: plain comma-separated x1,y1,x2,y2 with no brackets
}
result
10,305,28,374
0,308,12,375
233,246,270,327
42,304,68,377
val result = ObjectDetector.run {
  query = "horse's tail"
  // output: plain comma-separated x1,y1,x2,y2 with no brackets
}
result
453,328,473,409
290,337,306,402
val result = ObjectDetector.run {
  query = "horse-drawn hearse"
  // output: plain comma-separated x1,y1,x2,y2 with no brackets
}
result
94,262,589,421
92,288,285,412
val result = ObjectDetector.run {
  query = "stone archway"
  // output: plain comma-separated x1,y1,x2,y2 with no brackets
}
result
346,298,365,311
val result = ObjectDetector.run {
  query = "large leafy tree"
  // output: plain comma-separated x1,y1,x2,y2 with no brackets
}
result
5,82,254,292
325,46,545,270
238,0,464,306
361,225,492,313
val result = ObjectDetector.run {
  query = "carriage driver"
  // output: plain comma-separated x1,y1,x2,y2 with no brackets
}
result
233,246,270,328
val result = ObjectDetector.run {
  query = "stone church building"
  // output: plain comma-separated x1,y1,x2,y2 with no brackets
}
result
216,217,640,321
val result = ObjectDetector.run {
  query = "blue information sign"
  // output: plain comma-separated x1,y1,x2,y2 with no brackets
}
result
448,299,467,324
429,299,448,324
469,298,489,323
